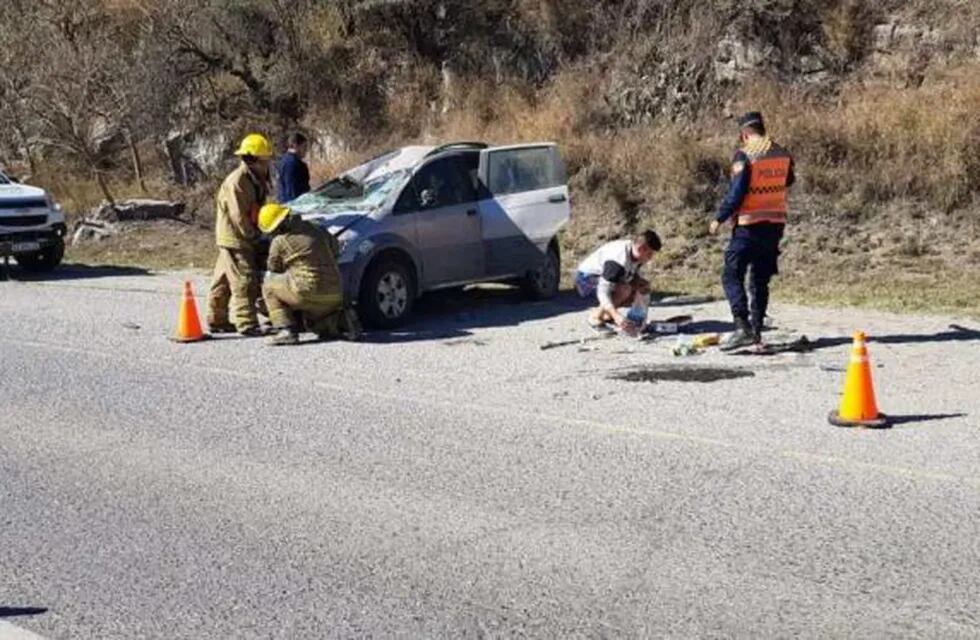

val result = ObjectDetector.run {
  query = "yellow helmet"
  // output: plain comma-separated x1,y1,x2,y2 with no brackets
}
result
258,203,290,234
234,133,274,159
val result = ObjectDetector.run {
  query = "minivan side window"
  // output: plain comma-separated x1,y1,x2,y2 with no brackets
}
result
394,155,478,214
487,147,562,196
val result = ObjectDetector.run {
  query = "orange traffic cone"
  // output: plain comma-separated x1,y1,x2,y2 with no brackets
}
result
171,280,209,343
828,331,889,428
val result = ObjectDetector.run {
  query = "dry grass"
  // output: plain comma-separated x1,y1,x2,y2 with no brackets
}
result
66,220,214,271
43,36,980,316
738,65,980,211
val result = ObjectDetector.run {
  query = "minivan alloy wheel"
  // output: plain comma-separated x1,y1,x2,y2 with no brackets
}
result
376,270,409,319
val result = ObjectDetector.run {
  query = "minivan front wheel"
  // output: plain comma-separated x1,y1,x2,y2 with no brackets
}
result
359,256,416,329
522,243,560,300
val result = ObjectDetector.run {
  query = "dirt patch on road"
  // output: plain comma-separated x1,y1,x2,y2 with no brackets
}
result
611,366,755,384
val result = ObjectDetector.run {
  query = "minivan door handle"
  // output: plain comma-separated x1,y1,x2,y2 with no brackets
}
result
547,194,567,203
466,208,478,216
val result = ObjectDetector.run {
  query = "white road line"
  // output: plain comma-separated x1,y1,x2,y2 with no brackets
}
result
3,336,979,489
0,621,48,640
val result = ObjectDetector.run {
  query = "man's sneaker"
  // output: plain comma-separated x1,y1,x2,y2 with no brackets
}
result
266,328,299,346
208,322,237,334
238,326,267,338
720,320,756,352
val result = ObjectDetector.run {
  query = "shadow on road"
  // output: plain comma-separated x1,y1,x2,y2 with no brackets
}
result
362,286,594,344
0,607,48,618
1,263,151,282
888,412,968,426
811,324,980,350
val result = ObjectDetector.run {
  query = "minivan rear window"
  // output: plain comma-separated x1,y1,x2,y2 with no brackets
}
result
487,147,562,196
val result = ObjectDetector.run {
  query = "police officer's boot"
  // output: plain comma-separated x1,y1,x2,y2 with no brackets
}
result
720,318,755,352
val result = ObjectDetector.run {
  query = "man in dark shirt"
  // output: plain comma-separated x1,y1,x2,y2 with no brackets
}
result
276,132,311,203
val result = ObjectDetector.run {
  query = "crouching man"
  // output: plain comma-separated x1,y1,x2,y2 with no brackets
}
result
575,229,661,333
257,204,362,346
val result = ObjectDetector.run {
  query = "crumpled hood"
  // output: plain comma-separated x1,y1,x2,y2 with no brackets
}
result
301,210,368,237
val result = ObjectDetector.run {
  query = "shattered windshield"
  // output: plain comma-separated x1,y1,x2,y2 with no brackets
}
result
289,169,410,215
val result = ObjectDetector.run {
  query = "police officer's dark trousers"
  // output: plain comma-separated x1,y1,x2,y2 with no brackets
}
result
722,222,784,336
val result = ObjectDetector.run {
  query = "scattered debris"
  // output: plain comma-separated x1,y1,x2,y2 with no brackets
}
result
726,335,812,356
442,338,488,347
540,333,616,351
645,314,694,335
121,322,141,330
652,294,716,307
611,365,755,383
671,337,703,357
692,333,721,347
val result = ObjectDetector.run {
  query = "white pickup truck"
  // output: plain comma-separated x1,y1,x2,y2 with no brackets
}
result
0,170,67,271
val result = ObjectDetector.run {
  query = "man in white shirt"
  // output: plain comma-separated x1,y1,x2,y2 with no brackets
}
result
575,230,661,332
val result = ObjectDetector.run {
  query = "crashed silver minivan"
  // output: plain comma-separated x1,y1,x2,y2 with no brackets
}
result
288,142,570,328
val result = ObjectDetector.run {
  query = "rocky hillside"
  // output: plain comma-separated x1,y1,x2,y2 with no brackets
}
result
2,0,979,312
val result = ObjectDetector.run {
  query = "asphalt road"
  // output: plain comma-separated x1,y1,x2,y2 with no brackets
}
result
2,266,979,639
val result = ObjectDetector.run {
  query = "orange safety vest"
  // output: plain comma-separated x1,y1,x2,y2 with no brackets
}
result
736,147,791,226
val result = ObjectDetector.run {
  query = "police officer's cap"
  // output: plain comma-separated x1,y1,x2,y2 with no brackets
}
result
738,111,765,129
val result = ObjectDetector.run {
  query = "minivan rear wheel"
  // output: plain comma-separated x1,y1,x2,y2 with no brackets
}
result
522,243,560,300
359,256,416,329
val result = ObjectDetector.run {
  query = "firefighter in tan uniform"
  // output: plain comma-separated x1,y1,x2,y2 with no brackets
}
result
207,134,273,336
257,204,362,346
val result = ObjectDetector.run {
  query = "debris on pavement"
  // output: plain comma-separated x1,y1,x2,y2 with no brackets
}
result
651,294,717,307
540,332,617,350
726,335,813,356
671,336,703,357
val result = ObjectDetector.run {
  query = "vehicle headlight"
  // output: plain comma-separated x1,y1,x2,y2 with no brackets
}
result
44,194,62,213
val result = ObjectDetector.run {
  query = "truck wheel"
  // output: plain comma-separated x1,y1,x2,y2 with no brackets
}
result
359,256,416,329
17,238,65,273
522,243,560,300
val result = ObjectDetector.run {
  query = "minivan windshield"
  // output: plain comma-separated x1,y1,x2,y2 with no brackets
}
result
290,169,410,215
0,171,10,185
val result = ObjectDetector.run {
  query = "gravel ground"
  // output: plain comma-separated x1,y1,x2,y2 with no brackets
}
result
1,266,978,639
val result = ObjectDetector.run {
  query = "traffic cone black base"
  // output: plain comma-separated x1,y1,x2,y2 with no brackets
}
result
827,410,890,429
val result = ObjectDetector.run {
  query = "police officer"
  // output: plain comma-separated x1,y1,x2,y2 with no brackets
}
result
257,204,361,346
709,112,795,350
207,133,273,337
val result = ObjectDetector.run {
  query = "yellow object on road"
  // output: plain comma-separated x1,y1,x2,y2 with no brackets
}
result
693,333,720,348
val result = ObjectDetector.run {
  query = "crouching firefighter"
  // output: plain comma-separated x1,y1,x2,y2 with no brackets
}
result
709,111,795,351
257,204,362,346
